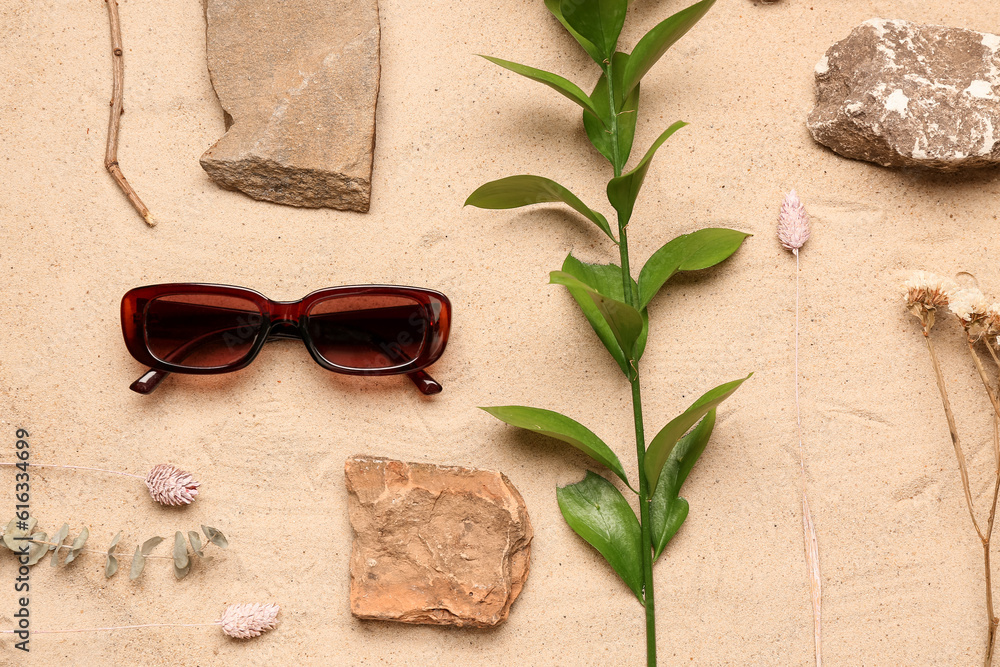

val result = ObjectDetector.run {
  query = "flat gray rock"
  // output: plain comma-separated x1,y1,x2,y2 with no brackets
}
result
807,19,1000,171
201,0,380,211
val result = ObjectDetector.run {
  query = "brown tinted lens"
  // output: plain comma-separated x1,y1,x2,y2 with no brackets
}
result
144,294,264,368
307,294,428,369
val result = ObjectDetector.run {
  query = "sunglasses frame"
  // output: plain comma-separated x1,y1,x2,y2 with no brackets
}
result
121,283,451,393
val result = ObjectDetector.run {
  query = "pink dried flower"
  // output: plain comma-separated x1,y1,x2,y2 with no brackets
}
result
777,190,810,253
220,603,280,639
145,464,200,506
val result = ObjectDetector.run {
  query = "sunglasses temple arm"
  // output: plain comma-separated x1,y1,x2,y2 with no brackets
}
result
130,368,170,394
407,370,442,395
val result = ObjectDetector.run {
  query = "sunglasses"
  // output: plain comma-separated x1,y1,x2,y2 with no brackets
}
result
121,284,451,395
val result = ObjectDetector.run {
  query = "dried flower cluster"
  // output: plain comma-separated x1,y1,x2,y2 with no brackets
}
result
903,270,1000,665
903,271,959,330
145,464,200,506
220,603,280,639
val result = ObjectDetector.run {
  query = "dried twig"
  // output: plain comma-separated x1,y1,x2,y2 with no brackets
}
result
778,190,821,667
104,0,154,226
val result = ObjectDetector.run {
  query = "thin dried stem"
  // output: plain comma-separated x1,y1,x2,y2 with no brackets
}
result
986,346,1000,666
0,462,143,480
968,341,1000,424
924,327,984,540
104,0,154,226
792,249,822,667
1,622,218,635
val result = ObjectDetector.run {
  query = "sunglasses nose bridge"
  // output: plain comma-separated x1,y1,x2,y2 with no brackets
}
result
270,301,301,324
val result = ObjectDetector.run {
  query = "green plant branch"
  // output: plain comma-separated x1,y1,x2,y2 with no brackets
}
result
467,4,747,666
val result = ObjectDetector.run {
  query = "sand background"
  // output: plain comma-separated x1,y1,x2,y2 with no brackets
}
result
3,0,1000,664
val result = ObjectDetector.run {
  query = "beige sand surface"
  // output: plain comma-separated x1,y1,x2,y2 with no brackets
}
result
3,0,1000,664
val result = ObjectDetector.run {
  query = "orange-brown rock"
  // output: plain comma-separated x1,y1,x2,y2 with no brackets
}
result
345,455,532,628
200,0,380,211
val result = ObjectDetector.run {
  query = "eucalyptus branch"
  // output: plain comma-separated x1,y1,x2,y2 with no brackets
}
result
1,517,227,581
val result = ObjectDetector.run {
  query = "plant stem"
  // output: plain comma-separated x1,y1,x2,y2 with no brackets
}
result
969,341,1000,424
605,59,622,178
793,250,822,667
620,222,655,666
632,375,656,666
0,462,144,480
1,622,218,635
924,326,984,539
925,324,997,664
28,539,174,560
606,58,655,667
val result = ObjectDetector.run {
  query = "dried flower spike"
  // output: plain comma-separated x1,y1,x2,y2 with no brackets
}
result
145,464,200,506
777,189,810,253
778,188,821,667
220,603,280,639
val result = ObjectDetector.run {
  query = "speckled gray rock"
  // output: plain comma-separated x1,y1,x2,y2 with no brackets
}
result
200,0,380,211
807,19,1000,171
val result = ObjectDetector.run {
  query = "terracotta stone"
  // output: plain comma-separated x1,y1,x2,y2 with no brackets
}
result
345,455,532,628
807,19,1000,171
200,0,380,211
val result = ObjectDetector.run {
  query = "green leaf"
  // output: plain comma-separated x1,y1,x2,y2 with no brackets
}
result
188,531,205,557
650,411,715,560
173,531,190,579
645,375,751,492
544,0,603,62
65,526,89,564
560,0,627,61
201,525,228,549
637,228,750,309
584,52,639,168
3,517,37,553
50,523,69,567
481,406,630,487
141,536,164,556
129,546,145,580
465,175,615,242
607,121,687,225
559,254,647,375
557,471,643,600
480,55,604,122
550,271,643,363
621,0,717,99
25,533,47,566
105,531,122,578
